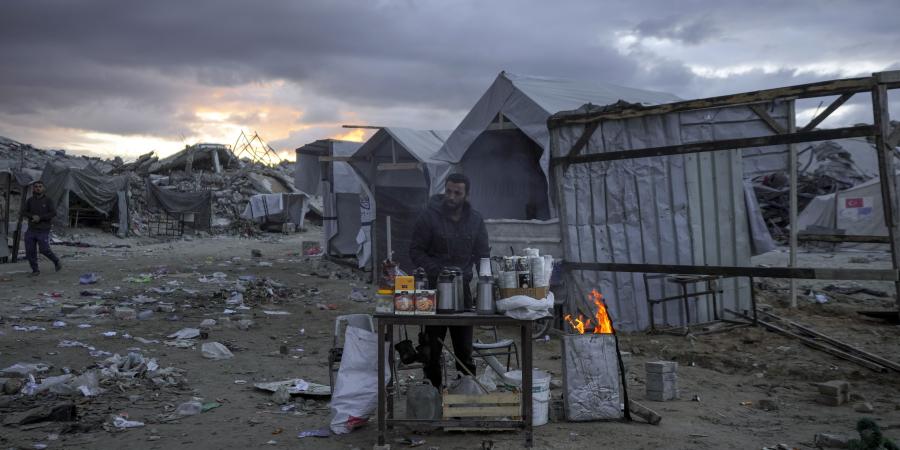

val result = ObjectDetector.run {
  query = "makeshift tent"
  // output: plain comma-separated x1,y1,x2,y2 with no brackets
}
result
348,128,451,272
796,172,899,250
240,192,309,229
548,100,781,331
40,162,129,236
145,182,213,230
433,71,682,220
294,140,363,256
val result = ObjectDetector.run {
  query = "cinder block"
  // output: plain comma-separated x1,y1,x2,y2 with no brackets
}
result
646,373,678,392
816,393,848,406
645,361,677,374
646,388,679,402
817,380,849,396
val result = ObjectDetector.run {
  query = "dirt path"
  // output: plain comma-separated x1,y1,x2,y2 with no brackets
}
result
1,232,898,449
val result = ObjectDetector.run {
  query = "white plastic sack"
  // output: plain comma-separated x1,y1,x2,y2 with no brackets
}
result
329,325,390,434
496,291,554,320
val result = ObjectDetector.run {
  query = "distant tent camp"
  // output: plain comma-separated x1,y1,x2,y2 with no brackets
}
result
432,71,681,220
348,127,451,272
294,139,363,257
40,162,129,236
796,172,898,250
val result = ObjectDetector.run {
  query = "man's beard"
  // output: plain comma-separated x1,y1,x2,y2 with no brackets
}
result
443,198,463,212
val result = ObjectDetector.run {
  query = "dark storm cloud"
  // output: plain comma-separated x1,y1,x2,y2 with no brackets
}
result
0,0,898,147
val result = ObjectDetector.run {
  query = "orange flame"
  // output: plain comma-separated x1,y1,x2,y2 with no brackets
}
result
565,290,613,334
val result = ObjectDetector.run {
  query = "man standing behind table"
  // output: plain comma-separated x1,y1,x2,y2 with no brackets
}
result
409,173,490,389
22,180,62,277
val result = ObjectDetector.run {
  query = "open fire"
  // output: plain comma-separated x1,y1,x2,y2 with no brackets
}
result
564,289,613,334
561,289,624,421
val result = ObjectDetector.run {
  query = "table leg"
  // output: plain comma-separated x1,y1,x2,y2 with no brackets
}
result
521,322,533,448
387,325,395,423
377,320,386,446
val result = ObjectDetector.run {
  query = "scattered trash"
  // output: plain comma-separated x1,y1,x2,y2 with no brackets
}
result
101,331,118,337
2,363,51,376
164,340,195,349
257,261,273,267
51,321,67,328
78,324,92,329
79,273,100,285
123,275,153,284
168,328,200,339
272,386,292,405
201,342,234,360
262,310,290,316
349,288,369,302
253,379,330,397
13,325,47,332
298,428,329,438
131,294,158,304
175,400,203,416
200,319,217,327
396,436,426,447
202,402,222,412
226,292,244,306
112,415,145,429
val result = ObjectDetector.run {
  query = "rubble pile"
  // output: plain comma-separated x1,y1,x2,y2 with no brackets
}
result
752,139,876,242
0,135,304,237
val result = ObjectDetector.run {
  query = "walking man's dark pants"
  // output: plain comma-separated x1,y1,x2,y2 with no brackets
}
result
25,229,59,273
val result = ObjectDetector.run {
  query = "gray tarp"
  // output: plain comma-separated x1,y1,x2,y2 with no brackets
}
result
146,183,213,230
433,71,682,219
240,193,309,229
40,162,128,229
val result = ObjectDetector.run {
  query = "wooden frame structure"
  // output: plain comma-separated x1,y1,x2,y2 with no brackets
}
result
549,71,900,312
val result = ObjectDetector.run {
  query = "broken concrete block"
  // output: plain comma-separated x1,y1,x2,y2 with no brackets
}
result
646,388,678,402
817,380,850,396
816,394,847,407
645,372,677,392
814,432,850,448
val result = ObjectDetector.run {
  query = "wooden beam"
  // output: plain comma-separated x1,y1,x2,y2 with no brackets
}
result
553,125,875,166
872,84,900,311
564,121,602,161
318,156,351,162
548,76,875,127
749,103,787,134
376,162,422,171
801,93,853,131
797,233,889,244
564,262,899,281
342,125,382,129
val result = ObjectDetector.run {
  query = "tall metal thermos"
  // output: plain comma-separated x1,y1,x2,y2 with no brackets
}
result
436,269,455,314
476,276,495,315
448,267,464,312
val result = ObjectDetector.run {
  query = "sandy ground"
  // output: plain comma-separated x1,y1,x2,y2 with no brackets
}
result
0,230,898,450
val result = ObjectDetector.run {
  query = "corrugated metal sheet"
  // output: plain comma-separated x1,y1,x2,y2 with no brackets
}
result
550,105,765,331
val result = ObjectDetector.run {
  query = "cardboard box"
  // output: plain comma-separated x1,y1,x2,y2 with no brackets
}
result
395,276,415,292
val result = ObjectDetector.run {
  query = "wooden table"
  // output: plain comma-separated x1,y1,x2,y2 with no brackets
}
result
375,313,535,448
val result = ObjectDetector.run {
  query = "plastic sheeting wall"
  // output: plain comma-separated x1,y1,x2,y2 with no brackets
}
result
551,108,754,332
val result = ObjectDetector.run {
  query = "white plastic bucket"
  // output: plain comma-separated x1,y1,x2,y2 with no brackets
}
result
505,369,551,426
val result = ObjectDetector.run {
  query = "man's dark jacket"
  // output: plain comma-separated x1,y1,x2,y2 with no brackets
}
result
23,194,56,232
409,195,490,292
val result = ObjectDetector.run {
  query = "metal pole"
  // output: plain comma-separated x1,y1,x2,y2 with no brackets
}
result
788,100,798,308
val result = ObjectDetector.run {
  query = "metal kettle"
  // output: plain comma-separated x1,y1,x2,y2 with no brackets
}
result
476,276,495,315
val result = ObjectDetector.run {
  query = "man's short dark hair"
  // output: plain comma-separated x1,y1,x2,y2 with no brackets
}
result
445,173,470,194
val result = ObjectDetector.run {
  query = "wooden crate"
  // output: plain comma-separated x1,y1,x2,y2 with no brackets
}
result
499,286,548,300
442,391,521,431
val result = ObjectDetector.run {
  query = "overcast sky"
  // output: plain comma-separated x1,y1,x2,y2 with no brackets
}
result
1,0,898,160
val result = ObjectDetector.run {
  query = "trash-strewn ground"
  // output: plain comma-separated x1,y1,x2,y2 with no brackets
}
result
1,229,898,449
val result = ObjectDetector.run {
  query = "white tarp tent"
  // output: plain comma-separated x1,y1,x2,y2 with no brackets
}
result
349,128,451,271
295,139,363,256
432,71,682,220
796,172,898,250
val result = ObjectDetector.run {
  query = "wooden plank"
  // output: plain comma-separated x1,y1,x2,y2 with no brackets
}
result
872,83,900,311
749,103,787,134
444,393,520,405
554,125,875,166
564,121,601,161
548,76,874,127
318,156,351,162
376,162,422,171
874,70,900,84
564,262,899,281
801,93,853,131
797,233,889,244
341,124,382,129
443,405,521,417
